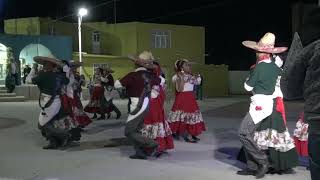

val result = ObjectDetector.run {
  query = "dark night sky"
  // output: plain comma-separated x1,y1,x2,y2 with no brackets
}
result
0,0,318,70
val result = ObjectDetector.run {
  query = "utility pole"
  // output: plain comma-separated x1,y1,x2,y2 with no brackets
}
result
114,0,117,24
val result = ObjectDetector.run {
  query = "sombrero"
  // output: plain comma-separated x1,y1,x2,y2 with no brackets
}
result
33,56,63,67
242,32,287,54
128,51,158,69
69,60,83,68
104,67,114,73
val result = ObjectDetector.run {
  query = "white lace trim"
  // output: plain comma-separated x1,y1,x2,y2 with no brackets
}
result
141,121,172,139
254,128,296,152
293,121,309,141
167,110,204,125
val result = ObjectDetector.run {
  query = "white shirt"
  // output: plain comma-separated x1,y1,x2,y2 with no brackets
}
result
172,74,201,92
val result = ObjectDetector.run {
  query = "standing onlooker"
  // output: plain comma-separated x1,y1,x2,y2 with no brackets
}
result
22,64,31,84
5,64,15,93
281,7,320,180
194,74,203,100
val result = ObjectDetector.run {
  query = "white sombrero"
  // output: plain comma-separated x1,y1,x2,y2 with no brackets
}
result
242,32,288,54
33,56,63,67
128,51,158,69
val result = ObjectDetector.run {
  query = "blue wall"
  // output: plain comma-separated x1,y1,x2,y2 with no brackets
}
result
0,34,72,60
0,34,72,85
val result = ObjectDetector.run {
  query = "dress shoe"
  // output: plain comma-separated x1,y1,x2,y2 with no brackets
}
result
184,137,197,143
129,154,147,160
237,169,256,176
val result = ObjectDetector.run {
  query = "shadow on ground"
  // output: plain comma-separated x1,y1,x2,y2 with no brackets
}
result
0,117,25,130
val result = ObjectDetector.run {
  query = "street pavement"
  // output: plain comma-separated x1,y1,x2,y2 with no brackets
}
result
0,97,309,180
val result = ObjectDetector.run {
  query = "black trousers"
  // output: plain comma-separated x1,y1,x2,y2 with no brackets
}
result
124,105,157,155
109,100,121,116
239,113,269,170
39,122,69,145
12,73,19,85
306,113,320,180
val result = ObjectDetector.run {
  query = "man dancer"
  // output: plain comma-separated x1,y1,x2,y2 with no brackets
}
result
114,51,160,159
237,33,287,178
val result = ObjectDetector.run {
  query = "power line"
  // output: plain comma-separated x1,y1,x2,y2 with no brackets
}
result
52,0,118,23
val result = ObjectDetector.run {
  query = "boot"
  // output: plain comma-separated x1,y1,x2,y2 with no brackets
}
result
43,138,58,150
192,136,200,142
116,112,121,119
255,163,269,179
92,113,97,119
130,147,147,160
172,133,180,140
97,114,105,120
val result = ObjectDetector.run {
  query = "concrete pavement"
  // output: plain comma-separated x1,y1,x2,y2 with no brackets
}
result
0,97,309,180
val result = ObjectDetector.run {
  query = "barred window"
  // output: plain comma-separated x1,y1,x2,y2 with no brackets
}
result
151,30,171,48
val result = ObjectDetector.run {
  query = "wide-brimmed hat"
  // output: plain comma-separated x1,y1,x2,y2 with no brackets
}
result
242,32,287,54
69,60,83,68
128,51,158,69
33,56,63,67
104,67,114,73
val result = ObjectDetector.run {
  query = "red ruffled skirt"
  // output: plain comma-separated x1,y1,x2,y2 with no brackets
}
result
84,86,111,114
167,91,206,136
141,88,174,152
294,137,308,157
61,94,92,127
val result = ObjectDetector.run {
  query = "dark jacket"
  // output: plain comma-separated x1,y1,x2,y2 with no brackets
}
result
281,35,320,114
32,71,69,96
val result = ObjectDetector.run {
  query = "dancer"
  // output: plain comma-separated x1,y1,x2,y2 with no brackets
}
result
237,32,286,178
32,56,80,149
84,67,110,120
293,111,309,158
102,67,121,119
62,61,91,128
167,59,206,143
114,51,160,160
251,55,298,174
140,61,174,157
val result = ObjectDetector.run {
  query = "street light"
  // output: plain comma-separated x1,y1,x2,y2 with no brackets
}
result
78,7,88,76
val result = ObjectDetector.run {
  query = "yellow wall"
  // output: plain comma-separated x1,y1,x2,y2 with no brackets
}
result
73,53,228,98
136,22,205,66
72,53,135,81
84,22,138,56
162,64,229,98
4,17,40,35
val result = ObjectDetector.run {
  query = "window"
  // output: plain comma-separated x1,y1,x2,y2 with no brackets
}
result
151,30,171,48
93,31,100,42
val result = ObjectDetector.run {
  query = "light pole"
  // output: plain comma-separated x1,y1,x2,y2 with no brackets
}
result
78,7,88,76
